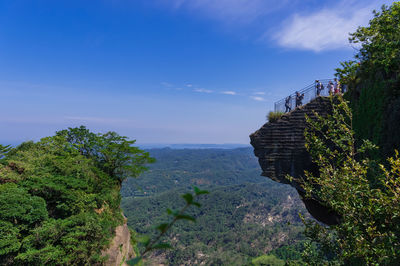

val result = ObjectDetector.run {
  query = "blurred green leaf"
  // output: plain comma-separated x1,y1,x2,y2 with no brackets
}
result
127,256,142,266
156,223,169,233
175,214,196,222
182,193,193,204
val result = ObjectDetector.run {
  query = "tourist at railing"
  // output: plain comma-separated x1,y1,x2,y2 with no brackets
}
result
315,80,324,96
285,95,292,112
334,78,340,94
295,91,304,108
328,81,334,95
274,79,347,113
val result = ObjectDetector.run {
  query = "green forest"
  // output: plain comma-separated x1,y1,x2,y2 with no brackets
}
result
121,148,309,265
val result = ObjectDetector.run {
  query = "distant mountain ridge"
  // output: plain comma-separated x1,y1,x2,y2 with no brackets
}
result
137,143,251,149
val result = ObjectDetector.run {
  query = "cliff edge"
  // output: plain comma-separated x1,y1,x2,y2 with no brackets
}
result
250,97,340,225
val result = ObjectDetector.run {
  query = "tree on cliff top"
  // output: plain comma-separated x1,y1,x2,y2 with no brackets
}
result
56,126,155,184
0,127,154,265
335,2,400,157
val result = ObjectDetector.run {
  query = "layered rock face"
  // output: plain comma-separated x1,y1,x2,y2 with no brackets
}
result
102,216,134,266
250,97,340,225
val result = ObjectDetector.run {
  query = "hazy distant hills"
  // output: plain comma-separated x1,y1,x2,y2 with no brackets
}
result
1,141,250,150
137,143,251,149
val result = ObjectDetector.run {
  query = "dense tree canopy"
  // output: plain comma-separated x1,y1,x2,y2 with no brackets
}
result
56,126,154,183
0,127,153,265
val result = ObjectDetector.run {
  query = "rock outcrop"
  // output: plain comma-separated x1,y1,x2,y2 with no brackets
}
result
250,97,340,225
102,216,134,266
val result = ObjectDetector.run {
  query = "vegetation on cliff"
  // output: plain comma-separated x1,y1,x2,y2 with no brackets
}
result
297,4,400,263
0,126,153,265
299,97,400,264
335,2,400,158
267,111,285,123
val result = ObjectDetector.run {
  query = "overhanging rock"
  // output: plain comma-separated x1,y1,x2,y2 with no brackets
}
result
250,97,341,225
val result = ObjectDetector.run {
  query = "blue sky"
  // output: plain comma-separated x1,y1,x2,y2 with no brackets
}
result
0,0,395,144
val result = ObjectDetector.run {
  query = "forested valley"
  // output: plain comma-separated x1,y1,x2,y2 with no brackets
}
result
121,148,309,265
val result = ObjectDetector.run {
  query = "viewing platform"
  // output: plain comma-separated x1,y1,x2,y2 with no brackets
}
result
274,79,344,113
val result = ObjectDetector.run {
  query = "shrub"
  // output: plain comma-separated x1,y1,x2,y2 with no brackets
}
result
267,111,284,122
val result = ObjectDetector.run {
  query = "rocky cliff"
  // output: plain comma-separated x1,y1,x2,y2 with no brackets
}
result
102,216,134,266
250,97,340,225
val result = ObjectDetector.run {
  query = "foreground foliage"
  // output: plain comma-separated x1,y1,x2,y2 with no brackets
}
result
0,126,153,265
300,97,400,264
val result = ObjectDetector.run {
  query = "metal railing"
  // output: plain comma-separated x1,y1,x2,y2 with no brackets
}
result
274,79,342,113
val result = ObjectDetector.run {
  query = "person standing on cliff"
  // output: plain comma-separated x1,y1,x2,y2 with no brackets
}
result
334,78,340,94
315,80,324,96
285,95,291,112
328,81,334,95
295,91,303,108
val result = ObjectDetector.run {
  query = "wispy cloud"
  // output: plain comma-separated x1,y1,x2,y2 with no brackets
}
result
194,88,213,93
273,1,386,52
158,0,289,24
221,91,237,95
161,81,173,87
250,96,265,101
155,0,390,52
253,91,265,95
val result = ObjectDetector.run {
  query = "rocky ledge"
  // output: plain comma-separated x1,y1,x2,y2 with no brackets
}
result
250,97,340,225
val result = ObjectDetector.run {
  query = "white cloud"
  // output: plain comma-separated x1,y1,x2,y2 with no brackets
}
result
154,0,394,52
221,91,237,95
250,96,265,101
274,1,385,52
194,88,213,93
253,91,265,95
186,83,193,88
158,0,289,24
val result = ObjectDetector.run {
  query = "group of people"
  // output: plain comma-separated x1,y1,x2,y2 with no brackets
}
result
315,78,343,96
283,78,345,113
284,92,304,113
